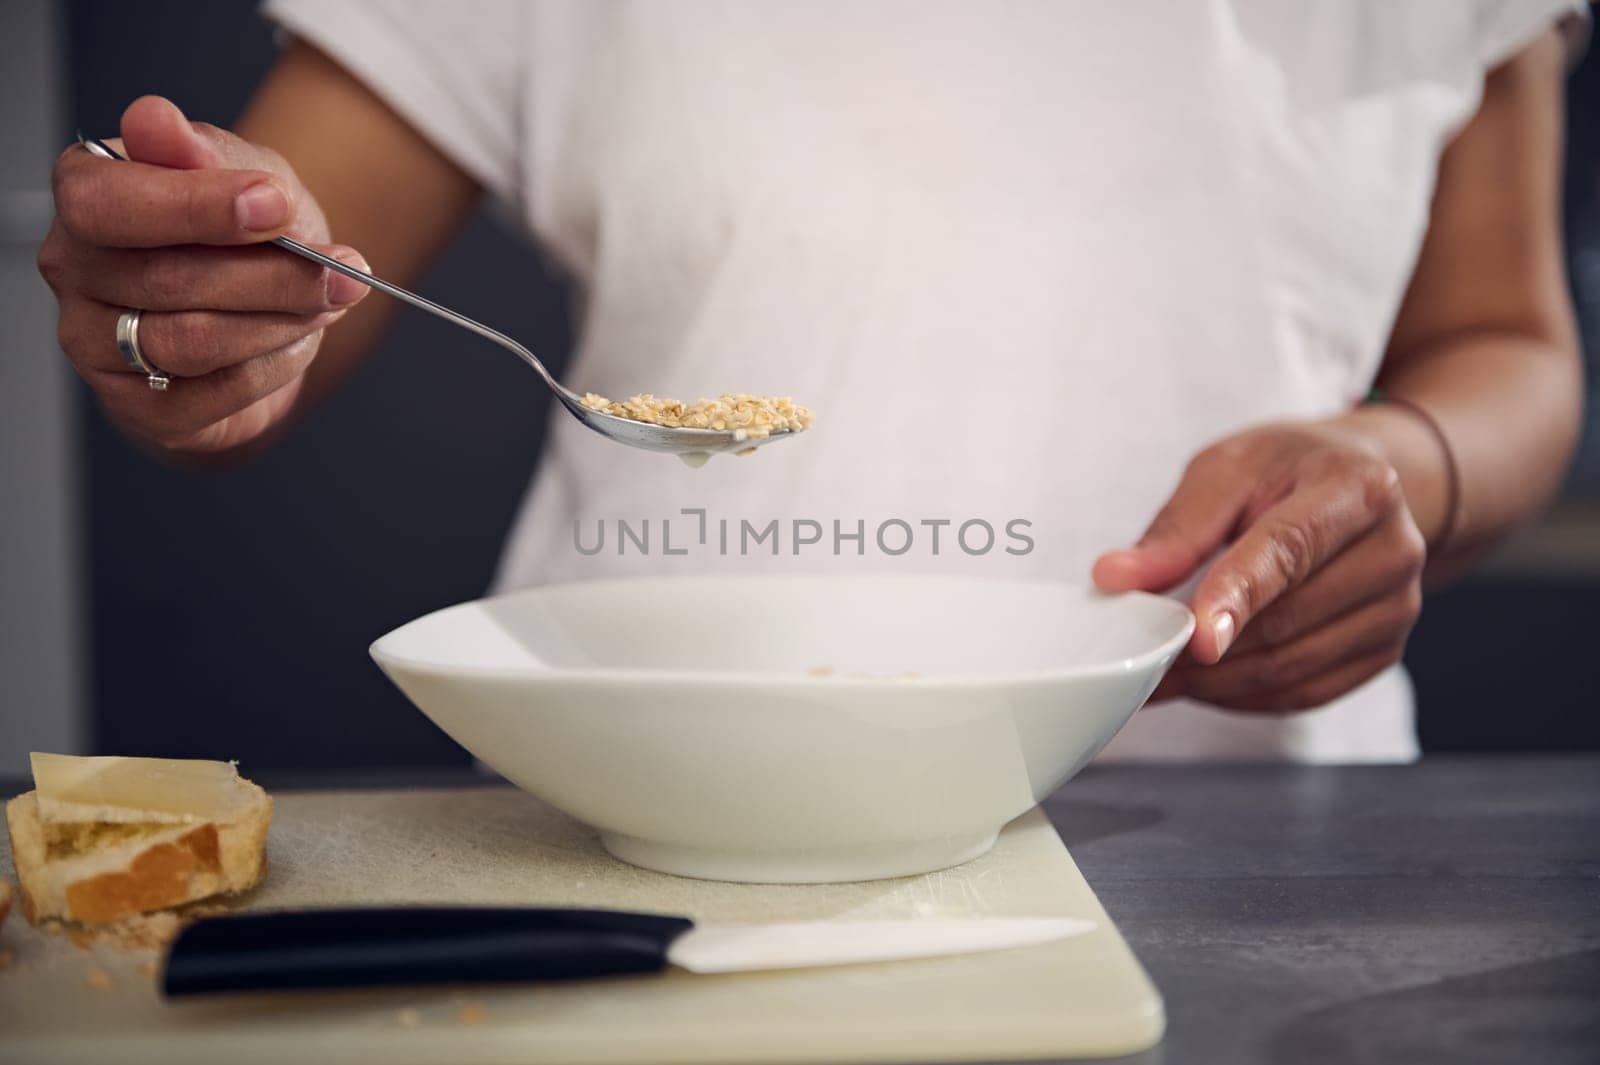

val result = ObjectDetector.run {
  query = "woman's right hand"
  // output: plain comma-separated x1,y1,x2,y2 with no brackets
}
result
37,95,370,457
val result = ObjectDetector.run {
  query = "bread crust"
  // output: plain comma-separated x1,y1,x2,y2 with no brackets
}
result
4,781,270,926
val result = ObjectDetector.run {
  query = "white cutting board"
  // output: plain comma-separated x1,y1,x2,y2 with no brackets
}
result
0,788,1162,1063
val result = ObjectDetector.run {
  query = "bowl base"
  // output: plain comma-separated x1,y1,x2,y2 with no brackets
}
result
598,829,1001,884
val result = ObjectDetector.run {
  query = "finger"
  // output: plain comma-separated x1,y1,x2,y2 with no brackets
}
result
63,298,344,379
120,95,221,171
72,241,370,314
117,96,326,242
143,308,342,379
1093,448,1254,594
1174,590,1419,705
1230,513,1426,655
1187,461,1400,664
1197,645,1405,714
87,337,318,444
1146,672,1186,704
121,95,291,175
53,148,294,248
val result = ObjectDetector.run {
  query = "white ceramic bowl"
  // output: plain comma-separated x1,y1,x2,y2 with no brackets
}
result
371,575,1192,884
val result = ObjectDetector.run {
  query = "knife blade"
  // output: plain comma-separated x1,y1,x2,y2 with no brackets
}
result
163,908,1094,997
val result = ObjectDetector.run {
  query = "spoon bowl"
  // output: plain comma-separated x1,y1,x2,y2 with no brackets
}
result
558,391,802,458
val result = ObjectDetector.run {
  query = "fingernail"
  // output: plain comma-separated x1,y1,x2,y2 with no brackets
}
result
235,182,289,232
325,250,370,306
1211,611,1236,659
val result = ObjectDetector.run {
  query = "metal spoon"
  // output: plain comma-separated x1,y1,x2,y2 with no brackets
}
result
78,135,802,460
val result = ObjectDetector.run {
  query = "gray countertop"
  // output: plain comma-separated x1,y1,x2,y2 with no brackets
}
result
6,756,1597,1063
1045,756,1600,1065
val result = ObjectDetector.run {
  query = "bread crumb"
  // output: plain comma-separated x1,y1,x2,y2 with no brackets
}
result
84,968,113,990
0,948,14,970
104,911,183,950
137,960,159,979
43,901,226,952
806,665,835,677
457,1003,487,1025
396,1008,421,1028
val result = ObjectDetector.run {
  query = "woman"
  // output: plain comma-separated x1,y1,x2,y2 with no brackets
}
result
38,1,1588,761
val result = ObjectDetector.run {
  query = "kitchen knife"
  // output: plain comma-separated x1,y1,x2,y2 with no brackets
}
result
163,907,1093,997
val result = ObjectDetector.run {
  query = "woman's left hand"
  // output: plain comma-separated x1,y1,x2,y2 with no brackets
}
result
1093,420,1428,712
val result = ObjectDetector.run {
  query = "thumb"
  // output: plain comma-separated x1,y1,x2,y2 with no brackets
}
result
1092,451,1251,593
121,95,219,170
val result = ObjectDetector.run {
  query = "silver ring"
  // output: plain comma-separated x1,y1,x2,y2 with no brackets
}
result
115,310,170,392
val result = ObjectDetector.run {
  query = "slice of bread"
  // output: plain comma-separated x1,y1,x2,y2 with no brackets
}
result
0,878,11,929
5,773,270,926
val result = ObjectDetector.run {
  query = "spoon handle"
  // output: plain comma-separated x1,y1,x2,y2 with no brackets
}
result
269,234,565,393
76,134,568,397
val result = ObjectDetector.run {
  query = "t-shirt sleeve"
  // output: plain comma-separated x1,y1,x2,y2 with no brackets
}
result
261,0,524,206
1473,0,1591,70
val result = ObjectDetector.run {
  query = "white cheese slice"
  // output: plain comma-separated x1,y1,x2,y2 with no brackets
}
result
30,752,248,823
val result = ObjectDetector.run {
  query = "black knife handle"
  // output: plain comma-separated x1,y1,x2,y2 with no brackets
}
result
164,907,695,997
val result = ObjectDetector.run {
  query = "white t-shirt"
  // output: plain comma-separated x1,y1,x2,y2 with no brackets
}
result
268,0,1583,763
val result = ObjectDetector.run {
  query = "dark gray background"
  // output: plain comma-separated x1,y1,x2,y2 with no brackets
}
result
68,1,572,767
54,2,1600,766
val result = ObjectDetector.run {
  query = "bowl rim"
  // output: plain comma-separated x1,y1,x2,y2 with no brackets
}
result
369,574,1196,689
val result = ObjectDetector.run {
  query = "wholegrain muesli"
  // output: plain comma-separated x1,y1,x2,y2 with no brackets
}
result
580,392,812,441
